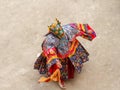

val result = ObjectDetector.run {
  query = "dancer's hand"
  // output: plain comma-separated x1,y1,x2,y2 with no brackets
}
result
37,53,40,57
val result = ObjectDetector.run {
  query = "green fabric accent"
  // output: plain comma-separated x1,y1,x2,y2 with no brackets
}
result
48,19,64,39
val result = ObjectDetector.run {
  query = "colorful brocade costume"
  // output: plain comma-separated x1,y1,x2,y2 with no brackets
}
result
34,19,96,83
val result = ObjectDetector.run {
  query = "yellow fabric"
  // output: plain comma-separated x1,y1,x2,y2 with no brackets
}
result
47,55,58,64
69,39,79,57
38,69,61,82
81,24,86,32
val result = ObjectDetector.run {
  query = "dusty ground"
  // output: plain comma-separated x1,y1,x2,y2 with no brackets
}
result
0,0,120,90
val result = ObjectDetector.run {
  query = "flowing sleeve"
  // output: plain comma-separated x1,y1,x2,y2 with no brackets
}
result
77,23,96,41
42,34,60,70
62,23,96,41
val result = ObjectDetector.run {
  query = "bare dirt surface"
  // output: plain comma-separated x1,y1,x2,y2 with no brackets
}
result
0,0,120,90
